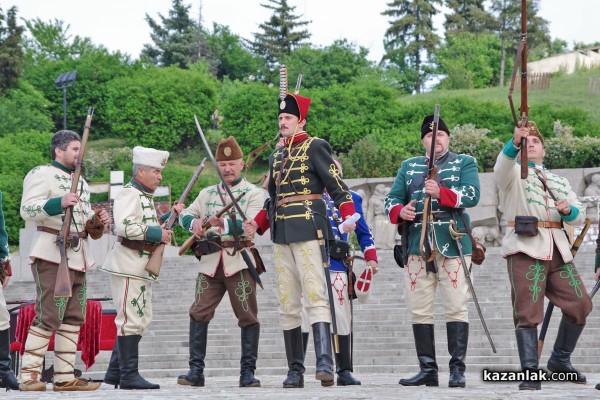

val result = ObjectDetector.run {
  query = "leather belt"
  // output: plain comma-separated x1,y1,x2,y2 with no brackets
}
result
508,220,562,229
413,211,454,223
37,226,88,239
276,194,322,207
117,236,159,253
220,240,254,249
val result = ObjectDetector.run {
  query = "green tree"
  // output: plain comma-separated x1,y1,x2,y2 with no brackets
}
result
206,23,263,81
444,0,495,34
382,0,442,93
0,81,53,136
282,40,374,89
105,65,218,150
252,0,311,69
490,0,550,86
436,32,501,89
0,6,24,92
141,0,208,69
22,18,94,64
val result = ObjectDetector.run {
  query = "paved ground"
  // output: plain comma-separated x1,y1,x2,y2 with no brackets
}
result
6,372,600,399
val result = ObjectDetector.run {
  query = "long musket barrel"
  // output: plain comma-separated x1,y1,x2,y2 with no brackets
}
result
55,107,94,297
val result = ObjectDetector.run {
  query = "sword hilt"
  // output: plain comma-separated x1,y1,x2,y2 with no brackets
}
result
449,220,466,240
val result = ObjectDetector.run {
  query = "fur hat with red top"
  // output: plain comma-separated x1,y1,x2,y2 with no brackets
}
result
278,64,311,121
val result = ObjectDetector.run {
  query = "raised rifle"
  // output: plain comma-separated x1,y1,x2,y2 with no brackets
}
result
178,191,247,256
55,107,94,298
419,104,440,264
508,0,529,179
537,217,592,358
145,158,207,276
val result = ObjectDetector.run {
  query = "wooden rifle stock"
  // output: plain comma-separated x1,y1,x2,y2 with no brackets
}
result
419,104,440,261
145,158,207,276
178,191,247,256
55,107,94,297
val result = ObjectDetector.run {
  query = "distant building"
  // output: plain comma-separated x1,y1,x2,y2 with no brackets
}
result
529,46,600,74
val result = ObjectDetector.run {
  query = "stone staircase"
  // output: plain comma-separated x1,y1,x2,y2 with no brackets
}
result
5,244,600,381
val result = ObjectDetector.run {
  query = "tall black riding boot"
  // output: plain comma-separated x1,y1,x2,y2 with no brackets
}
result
547,318,586,383
177,320,207,387
399,324,439,386
515,328,541,390
302,332,310,358
103,342,120,388
282,327,305,388
117,335,160,390
312,322,334,387
0,329,19,390
335,334,360,386
447,322,468,388
239,325,261,387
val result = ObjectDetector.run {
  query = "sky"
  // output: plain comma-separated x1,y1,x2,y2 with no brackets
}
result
4,0,599,63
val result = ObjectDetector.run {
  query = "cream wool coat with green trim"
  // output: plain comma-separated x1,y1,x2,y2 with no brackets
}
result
20,162,95,271
494,140,585,263
101,181,163,282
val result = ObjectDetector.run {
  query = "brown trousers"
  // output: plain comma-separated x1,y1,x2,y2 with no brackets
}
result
31,259,86,332
507,246,592,328
189,263,259,328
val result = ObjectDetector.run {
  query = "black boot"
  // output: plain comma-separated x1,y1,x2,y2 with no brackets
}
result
515,328,541,390
546,318,586,383
239,325,261,387
302,332,309,358
0,329,19,391
117,335,160,390
103,342,120,388
399,324,439,386
282,327,305,388
177,320,207,387
447,322,468,388
335,334,360,386
312,322,334,387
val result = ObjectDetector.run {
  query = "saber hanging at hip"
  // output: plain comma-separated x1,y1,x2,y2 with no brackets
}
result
449,220,497,353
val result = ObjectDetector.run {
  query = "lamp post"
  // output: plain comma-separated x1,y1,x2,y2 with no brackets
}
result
55,71,78,130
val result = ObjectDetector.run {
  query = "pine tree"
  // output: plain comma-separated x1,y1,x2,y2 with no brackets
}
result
382,0,441,93
490,0,550,87
252,0,311,67
444,0,495,34
141,0,210,69
0,6,24,92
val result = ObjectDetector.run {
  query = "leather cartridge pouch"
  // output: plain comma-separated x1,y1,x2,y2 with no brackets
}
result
191,237,222,260
329,240,351,260
249,247,266,275
393,244,406,268
514,215,539,236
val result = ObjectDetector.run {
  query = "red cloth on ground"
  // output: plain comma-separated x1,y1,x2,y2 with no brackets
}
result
14,300,102,370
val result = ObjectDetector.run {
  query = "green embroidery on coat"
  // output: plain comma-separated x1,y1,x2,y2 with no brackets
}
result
54,174,69,183
59,184,70,191
526,198,546,208
76,283,87,317
559,264,584,299
142,214,157,224
54,296,68,321
235,272,252,312
22,205,43,217
525,260,546,303
194,274,210,304
131,286,147,317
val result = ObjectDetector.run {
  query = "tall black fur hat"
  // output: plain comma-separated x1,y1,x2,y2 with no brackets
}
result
421,115,449,138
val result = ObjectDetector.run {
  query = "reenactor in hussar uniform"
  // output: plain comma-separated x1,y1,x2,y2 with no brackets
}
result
494,122,592,390
101,146,182,390
244,89,357,388
176,136,264,388
384,115,481,388
19,130,110,391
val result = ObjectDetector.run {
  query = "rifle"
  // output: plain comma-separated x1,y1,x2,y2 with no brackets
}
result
537,217,591,358
55,107,94,298
178,191,247,256
145,158,207,276
419,104,440,264
508,0,529,179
